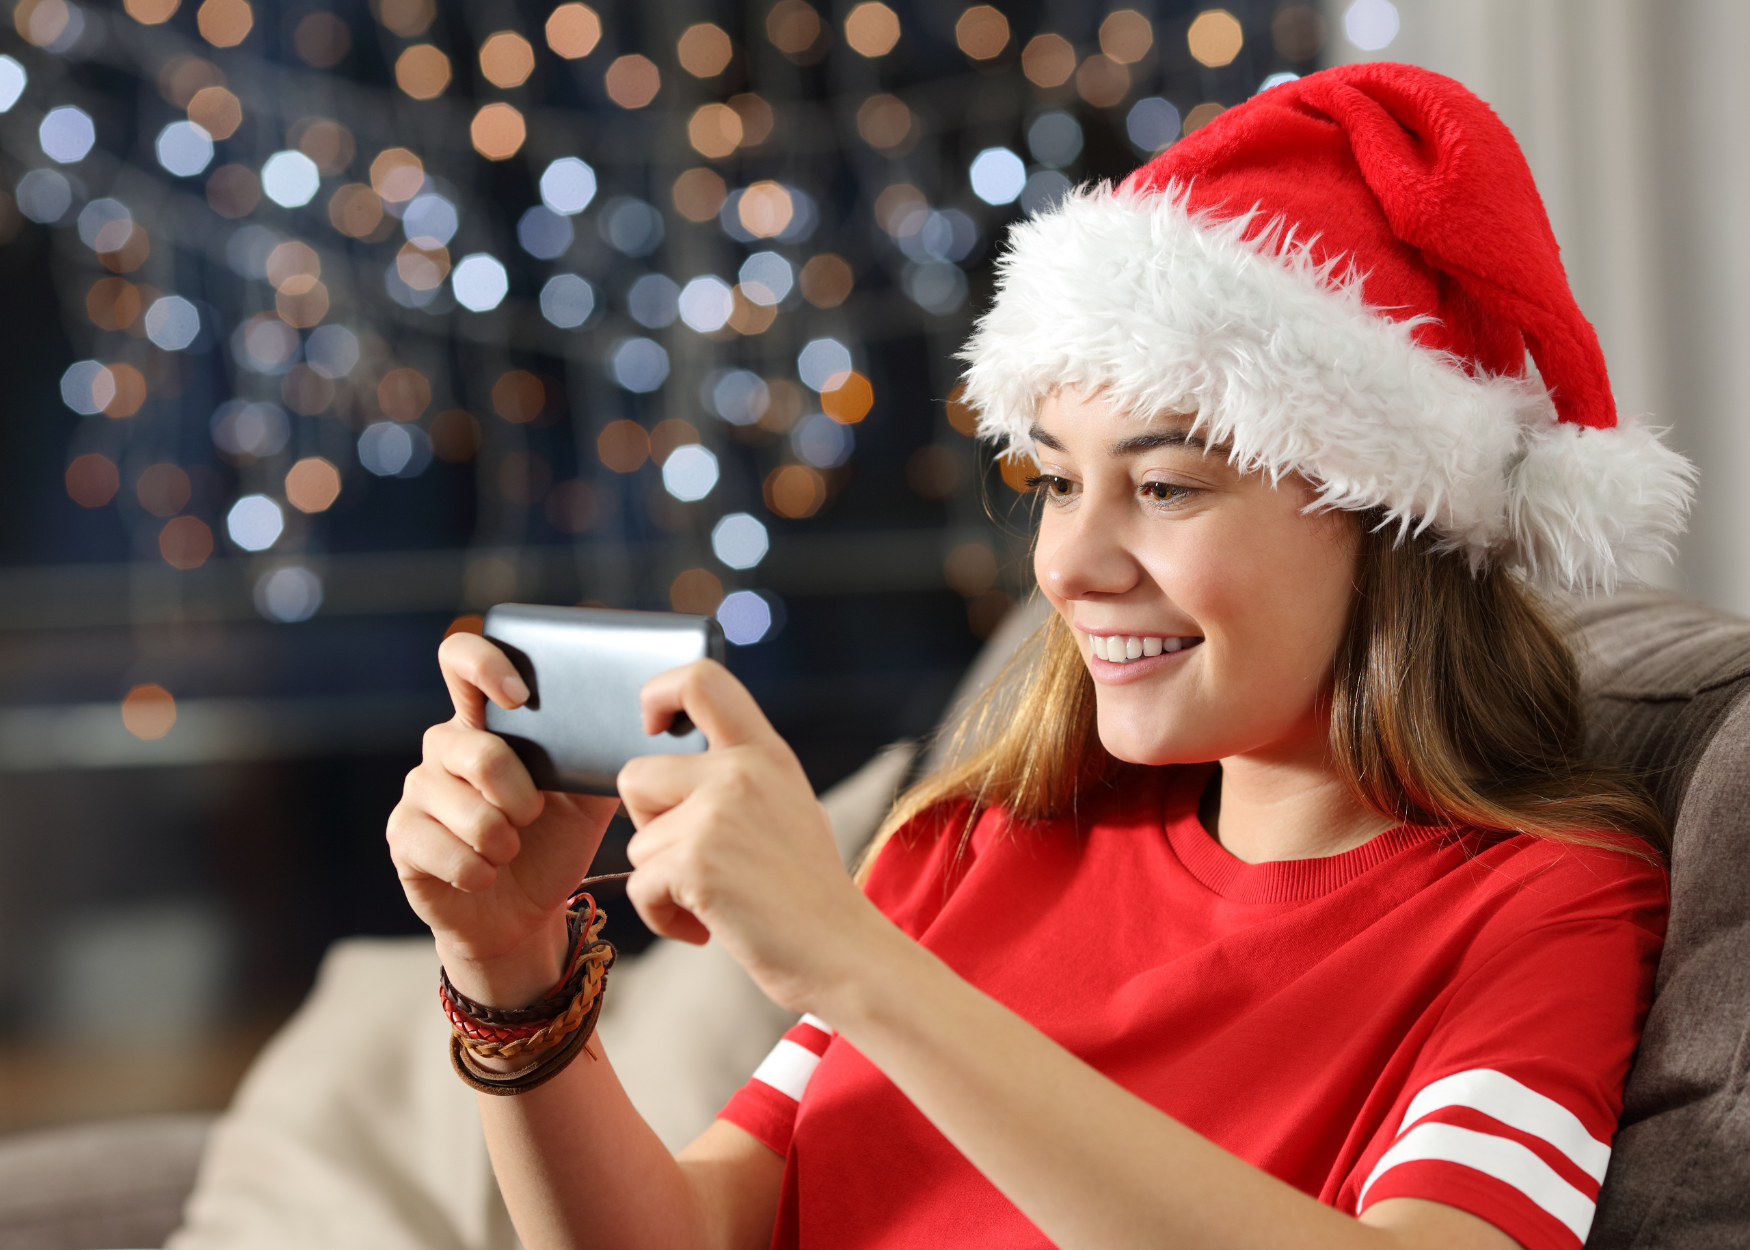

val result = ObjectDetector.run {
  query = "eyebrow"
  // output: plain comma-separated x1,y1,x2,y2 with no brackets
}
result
1028,423,1206,455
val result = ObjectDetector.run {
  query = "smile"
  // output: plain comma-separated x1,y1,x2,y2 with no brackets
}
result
1086,633,1203,663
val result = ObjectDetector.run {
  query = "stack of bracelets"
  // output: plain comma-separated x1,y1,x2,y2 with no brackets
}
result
443,876,624,1096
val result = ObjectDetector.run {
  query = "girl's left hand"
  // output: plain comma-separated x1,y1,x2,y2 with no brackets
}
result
618,660,891,1016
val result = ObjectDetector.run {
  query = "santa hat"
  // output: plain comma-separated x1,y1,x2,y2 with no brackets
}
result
959,62,1694,592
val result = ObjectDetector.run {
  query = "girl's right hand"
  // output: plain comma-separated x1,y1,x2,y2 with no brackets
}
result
387,632,620,1007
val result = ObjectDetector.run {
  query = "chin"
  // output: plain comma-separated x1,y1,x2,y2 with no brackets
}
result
1094,707,1208,768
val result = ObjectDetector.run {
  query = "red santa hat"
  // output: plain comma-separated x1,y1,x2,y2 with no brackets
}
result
959,62,1694,592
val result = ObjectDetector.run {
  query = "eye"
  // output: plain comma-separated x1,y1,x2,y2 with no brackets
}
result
1024,474,1077,499
1141,481,1194,504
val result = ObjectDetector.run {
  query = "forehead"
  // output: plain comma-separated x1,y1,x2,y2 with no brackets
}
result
1032,390,1206,455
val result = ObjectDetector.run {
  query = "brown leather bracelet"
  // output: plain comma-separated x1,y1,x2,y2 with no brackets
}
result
449,967,610,1097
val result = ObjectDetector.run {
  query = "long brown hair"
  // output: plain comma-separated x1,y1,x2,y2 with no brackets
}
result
859,511,1667,879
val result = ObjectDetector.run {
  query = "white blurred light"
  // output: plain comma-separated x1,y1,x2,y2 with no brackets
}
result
777,187,818,243
30,0,82,50
144,296,200,351
0,56,27,113
739,251,793,305
76,198,129,249
358,421,432,477
792,412,854,468
678,275,733,333
1020,169,1072,215
402,193,458,245
1126,97,1182,152
716,590,774,645
16,169,72,223
1259,71,1300,93
226,495,285,552
969,147,1025,205
235,318,300,373
384,261,439,309
540,157,597,215
661,443,719,501
540,274,596,328
60,360,111,414
611,338,668,392
896,209,976,263
517,205,574,259
255,566,323,622
1027,111,1083,168
711,512,769,569
156,121,214,177
1344,0,1400,50
600,197,663,256
304,325,360,378
211,400,291,458
709,370,768,425
797,338,852,392
40,105,95,164
452,253,509,311
261,151,321,207
903,261,968,315
627,273,679,328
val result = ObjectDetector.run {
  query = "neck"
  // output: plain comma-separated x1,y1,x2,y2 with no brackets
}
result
1202,734,1396,864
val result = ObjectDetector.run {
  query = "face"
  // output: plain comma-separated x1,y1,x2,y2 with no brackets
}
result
1031,388,1360,768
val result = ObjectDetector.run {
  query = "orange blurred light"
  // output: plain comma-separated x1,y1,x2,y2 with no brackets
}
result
688,104,743,159
799,254,853,308
98,223,151,274
443,613,485,639
329,183,384,237
492,370,545,422
396,241,449,290
1021,33,1075,87
103,363,147,418
1272,4,1324,60
291,117,354,174
276,276,330,328
371,149,425,202
1187,8,1244,67
545,3,601,58
764,464,827,518
729,93,775,146
998,452,1034,492
86,278,141,331
597,420,649,473
158,55,224,107
945,383,978,436
124,0,180,23
604,54,660,108
727,287,776,335
471,102,527,160
281,364,335,415
16,0,71,44
373,0,432,36
873,182,925,234
822,371,873,424
430,409,480,463
293,11,350,67
197,0,252,47
677,22,733,77
1076,54,1129,108
480,31,536,88
1183,102,1225,134
377,367,431,421
1100,10,1154,63
670,568,724,615
955,5,1008,59
206,164,260,218
766,0,822,58
738,180,793,238
944,541,998,595
844,2,900,56
65,453,119,507
121,683,177,739
137,463,192,517
650,418,700,464
187,85,242,139
159,517,212,569
856,94,913,151
395,44,451,100
286,456,342,512
265,240,320,290
672,168,727,222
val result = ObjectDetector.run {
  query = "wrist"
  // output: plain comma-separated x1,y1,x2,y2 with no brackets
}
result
438,914,571,1009
807,905,931,1034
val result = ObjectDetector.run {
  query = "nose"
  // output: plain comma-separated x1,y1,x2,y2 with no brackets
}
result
1035,497,1140,602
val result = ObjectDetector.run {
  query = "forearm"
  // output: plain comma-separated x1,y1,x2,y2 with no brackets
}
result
820,925,1400,1250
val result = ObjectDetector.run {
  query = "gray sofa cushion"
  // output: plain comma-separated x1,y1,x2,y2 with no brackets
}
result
1573,591,1750,1249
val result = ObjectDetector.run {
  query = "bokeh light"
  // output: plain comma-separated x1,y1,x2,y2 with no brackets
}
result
605,55,660,109
662,444,719,501
596,420,649,473
492,371,545,423
370,148,425,202
103,364,147,417
546,3,601,58
395,45,451,100
1273,5,1325,59
403,193,458,246
792,412,853,467
799,254,853,307
856,95,913,152
16,169,71,223
206,164,260,216
196,0,251,47
480,31,536,88
711,513,769,569
673,169,727,222
121,684,177,740
797,338,852,391
430,410,481,463
955,5,1008,59
766,0,823,59
40,106,96,164
156,121,214,176
628,274,679,328
716,591,774,645
285,456,341,512
822,371,873,423
540,274,596,328
611,338,668,392
472,102,527,159
739,252,793,305
1188,9,1245,68
678,23,733,77
226,494,284,551
86,278,140,331
1344,0,1399,50
1184,102,1226,134
970,146,1025,204
845,3,900,57
731,94,775,145
357,422,432,477
124,0,179,23
294,118,355,174
293,12,350,67
328,183,384,237
518,205,573,258
1077,55,1130,108
65,453,119,507
376,367,430,421
211,400,290,459
452,254,509,311
763,464,826,518
61,360,113,415
1021,34,1075,88
255,566,323,622
678,276,734,333
689,104,743,159
0,55,25,111
261,150,320,207
601,197,664,254
540,158,597,214
145,296,201,350
1127,98,1182,152
738,181,793,237
1101,10,1154,63
669,568,724,615
159,516,213,569
188,85,242,139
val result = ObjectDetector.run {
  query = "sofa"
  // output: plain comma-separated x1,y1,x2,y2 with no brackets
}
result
0,589,1745,1249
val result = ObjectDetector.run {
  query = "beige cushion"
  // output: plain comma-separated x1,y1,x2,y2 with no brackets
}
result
169,741,918,1250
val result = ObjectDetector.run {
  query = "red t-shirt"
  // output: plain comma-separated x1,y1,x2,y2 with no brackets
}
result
719,764,1667,1250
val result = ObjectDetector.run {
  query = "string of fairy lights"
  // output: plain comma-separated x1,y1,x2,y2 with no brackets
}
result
0,0,1389,659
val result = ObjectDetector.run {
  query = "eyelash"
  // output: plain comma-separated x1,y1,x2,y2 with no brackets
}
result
1024,475,1195,507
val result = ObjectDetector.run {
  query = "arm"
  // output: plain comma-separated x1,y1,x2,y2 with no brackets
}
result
386,635,783,1250
617,661,1520,1250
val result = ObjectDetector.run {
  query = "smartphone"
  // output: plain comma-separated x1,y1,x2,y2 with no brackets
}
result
482,604,726,795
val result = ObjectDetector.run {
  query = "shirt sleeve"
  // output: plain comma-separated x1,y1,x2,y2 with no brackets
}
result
716,802,982,1153
1346,854,1667,1250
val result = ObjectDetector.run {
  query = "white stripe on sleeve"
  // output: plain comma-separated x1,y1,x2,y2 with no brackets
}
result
750,1039,824,1102
1361,1121,1596,1243
1398,1069,1611,1182
799,1013,836,1036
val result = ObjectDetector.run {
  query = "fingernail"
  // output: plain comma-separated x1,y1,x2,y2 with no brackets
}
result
504,675,529,705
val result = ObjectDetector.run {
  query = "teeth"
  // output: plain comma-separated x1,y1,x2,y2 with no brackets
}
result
1090,635,1106,660
1142,636,1162,657
1086,633,1198,662
1124,636,1143,660
1164,637,1181,653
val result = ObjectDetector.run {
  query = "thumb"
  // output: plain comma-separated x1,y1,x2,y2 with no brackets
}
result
638,660,778,751
438,632,531,731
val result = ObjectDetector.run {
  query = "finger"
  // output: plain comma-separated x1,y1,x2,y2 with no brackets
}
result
430,723,546,827
639,660,779,750
438,632,531,730
616,751,712,829
405,763,522,866
387,802,499,893
625,861,711,946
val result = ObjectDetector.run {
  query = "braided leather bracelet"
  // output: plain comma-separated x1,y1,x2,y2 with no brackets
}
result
443,873,627,1097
